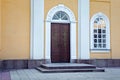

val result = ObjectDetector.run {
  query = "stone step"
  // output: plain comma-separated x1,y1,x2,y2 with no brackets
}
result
36,63,105,73
40,63,96,69
36,67,105,73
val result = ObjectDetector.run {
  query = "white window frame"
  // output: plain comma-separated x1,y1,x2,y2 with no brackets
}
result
90,12,110,52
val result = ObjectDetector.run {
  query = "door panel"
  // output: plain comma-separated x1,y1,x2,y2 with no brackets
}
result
51,23,70,63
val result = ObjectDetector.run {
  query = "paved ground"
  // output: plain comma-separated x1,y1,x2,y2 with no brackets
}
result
1,68,120,80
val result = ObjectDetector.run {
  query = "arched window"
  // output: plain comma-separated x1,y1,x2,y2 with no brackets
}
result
90,13,110,52
52,11,69,22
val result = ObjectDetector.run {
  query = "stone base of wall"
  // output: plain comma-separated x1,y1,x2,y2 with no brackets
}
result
78,59,120,68
0,59,45,71
0,59,120,71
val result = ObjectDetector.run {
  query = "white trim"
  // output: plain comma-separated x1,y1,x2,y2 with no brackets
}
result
78,0,90,59
45,4,77,62
90,12,110,52
30,0,33,59
30,0,44,59
46,4,76,22
78,0,81,60
51,20,70,23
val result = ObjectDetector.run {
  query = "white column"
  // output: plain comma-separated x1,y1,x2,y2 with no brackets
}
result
30,0,44,59
78,0,90,59
45,21,51,59
71,22,77,60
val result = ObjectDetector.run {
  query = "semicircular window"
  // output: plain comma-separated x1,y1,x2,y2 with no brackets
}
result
52,11,69,21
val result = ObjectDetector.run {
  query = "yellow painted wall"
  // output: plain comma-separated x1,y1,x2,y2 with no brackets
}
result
111,0,120,58
0,0,120,59
0,0,1,50
44,0,79,58
0,0,30,59
90,0,111,59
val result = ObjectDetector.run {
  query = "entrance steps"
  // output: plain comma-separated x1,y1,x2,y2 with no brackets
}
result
36,63,105,73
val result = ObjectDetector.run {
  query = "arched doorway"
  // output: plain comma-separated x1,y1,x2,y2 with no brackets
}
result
45,4,76,63
31,1,90,60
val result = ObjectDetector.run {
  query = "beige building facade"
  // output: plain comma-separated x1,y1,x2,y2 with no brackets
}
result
0,0,120,62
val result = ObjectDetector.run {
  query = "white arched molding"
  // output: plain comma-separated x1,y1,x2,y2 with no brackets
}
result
90,12,110,52
45,4,77,62
46,4,76,22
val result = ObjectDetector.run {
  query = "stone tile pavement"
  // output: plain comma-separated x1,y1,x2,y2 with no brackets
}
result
0,68,120,80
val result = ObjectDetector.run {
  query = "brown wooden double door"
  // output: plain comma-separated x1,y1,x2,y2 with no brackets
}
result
51,23,70,63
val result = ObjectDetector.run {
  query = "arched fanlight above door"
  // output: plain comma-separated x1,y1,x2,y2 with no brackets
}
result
52,11,69,21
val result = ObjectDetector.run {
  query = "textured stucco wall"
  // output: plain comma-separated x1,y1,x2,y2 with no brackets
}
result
0,0,30,59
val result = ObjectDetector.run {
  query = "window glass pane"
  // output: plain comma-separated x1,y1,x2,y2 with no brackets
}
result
52,15,59,20
94,20,98,23
98,34,101,38
61,11,65,17
94,34,97,38
102,35,106,38
103,39,106,43
98,39,101,43
62,15,68,20
96,18,99,21
98,44,102,48
102,30,106,33
101,19,106,28
94,44,97,48
98,29,101,33
94,39,97,43
52,11,69,21
103,44,106,48
94,29,97,33
94,23,97,28
98,24,101,28
100,17,103,20
56,12,61,19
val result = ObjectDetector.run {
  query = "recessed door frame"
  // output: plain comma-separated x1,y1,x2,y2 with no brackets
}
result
45,4,76,63
51,23,70,63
